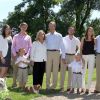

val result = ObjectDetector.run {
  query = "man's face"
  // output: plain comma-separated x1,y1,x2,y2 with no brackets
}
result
49,23,55,32
68,27,75,35
20,25,28,32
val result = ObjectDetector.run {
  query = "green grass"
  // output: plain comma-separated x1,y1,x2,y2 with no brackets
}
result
5,68,96,100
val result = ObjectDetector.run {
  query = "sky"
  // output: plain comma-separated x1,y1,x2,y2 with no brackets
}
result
0,0,100,21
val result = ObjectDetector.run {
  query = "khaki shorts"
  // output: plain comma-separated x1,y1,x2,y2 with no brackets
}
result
17,68,28,84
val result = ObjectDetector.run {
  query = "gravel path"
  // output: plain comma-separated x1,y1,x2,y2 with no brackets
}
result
32,82,100,100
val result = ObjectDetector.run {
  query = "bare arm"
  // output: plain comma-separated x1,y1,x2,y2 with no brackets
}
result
80,37,85,54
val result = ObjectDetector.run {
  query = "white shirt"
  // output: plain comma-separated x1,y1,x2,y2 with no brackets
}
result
96,35,100,53
68,60,83,73
0,35,8,57
63,35,80,54
30,41,47,62
46,31,65,58
15,55,29,68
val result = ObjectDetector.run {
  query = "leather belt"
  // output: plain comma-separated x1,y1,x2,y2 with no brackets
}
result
47,49,60,51
73,72,82,74
18,67,27,69
96,52,100,54
66,53,75,55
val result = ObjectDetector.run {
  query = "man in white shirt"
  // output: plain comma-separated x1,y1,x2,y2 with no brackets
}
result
60,27,80,91
46,21,65,89
94,35,100,93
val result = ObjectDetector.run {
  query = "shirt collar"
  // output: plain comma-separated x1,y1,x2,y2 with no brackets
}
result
49,31,57,35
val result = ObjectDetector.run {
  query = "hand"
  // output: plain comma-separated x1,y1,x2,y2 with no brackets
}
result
62,59,66,64
1,58,5,64
82,67,84,69
0,51,3,58
30,61,34,66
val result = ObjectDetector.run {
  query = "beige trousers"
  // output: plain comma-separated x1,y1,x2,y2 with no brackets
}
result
46,51,60,89
95,54,100,91
12,59,18,85
60,55,74,89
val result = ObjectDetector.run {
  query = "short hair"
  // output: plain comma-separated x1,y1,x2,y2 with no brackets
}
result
35,30,45,41
75,52,82,57
68,26,75,31
19,48,25,52
49,21,56,27
19,22,28,28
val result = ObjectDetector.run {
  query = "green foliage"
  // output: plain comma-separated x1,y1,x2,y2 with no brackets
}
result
0,90,9,100
59,0,100,36
6,0,100,39
86,18,100,36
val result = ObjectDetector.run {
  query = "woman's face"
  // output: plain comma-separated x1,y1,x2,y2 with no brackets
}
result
38,32,45,40
5,26,11,36
87,28,93,36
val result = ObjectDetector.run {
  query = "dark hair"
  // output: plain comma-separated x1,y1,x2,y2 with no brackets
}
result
85,27,94,40
2,24,10,38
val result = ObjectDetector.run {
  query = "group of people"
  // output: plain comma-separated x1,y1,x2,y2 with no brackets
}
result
0,21,100,94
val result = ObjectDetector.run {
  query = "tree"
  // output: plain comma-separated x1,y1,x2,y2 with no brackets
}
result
86,18,100,36
59,0,100,37
7,0,63,40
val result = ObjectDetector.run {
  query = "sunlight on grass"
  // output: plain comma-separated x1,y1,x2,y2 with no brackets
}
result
6,68,96,100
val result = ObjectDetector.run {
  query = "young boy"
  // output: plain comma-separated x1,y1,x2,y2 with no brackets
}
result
15,48,30,89
68,53,84,94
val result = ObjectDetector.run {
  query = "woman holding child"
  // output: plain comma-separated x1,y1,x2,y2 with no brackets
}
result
30,30,47,93
81,27,95,94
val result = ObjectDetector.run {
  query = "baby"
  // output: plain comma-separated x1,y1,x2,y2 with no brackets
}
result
68,53,84,94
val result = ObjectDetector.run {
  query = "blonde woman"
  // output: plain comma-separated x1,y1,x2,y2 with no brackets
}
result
30,30,47,93
81,27,95,94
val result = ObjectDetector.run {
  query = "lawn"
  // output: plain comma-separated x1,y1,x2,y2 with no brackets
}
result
4,68,96,100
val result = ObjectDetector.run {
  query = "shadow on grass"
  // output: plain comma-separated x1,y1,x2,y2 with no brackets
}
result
44,91,100,100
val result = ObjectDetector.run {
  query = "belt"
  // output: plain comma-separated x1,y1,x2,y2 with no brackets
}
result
73,72,82,74
18,67,27,69
47,49,60,51
66,53,75,55
96,52,100,54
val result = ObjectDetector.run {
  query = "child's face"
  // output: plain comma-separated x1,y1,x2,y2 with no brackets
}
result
75,55,81,61
19,48,25,56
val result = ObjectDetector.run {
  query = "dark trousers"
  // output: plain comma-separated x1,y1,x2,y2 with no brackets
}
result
33,62,45,86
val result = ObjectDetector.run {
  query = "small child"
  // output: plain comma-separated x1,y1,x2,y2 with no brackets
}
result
15,48,30,89
68,53,84,94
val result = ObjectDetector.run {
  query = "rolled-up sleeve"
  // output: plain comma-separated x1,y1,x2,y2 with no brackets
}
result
12,36,17,57
25,37,32,58
60,36,66,59
30,42,35,61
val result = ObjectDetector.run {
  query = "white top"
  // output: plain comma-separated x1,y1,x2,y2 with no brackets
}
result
0,35,8,57
46,31,65,58
30,41,47,62
63,35,80,54
15,55,29,68
68,60,83,73
96,35,100,53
